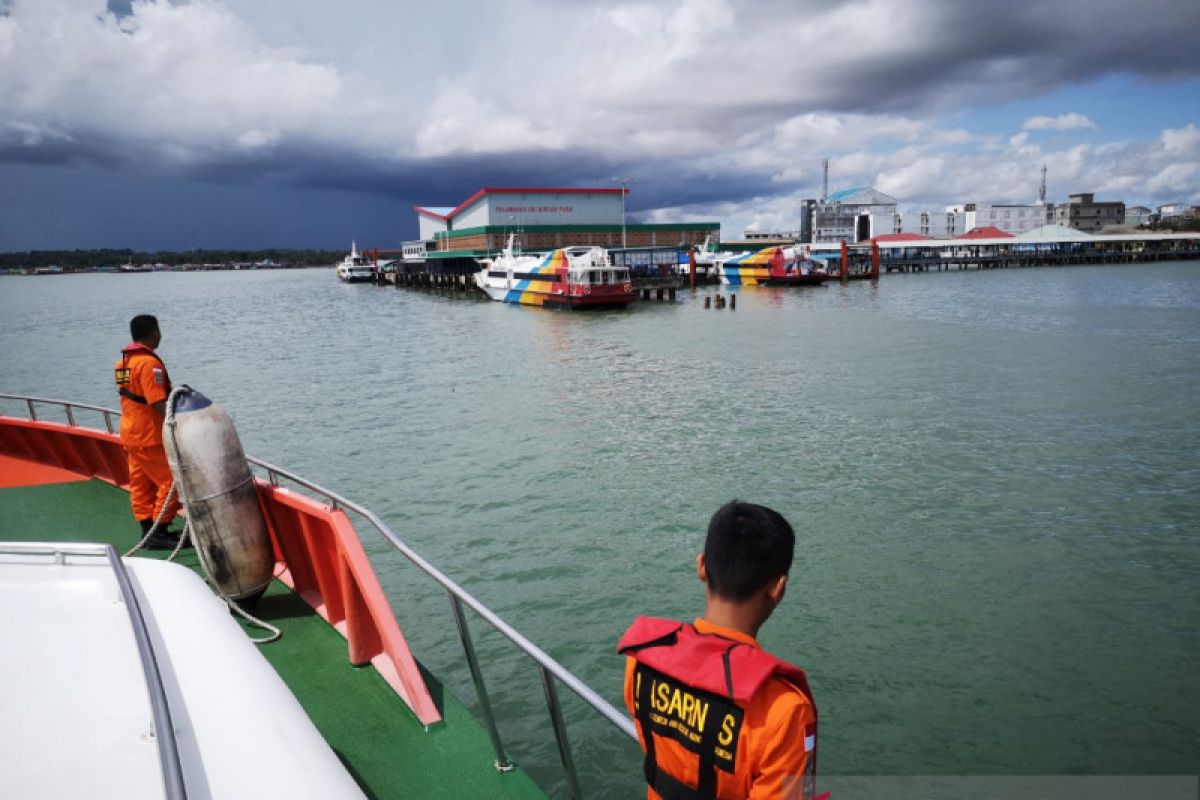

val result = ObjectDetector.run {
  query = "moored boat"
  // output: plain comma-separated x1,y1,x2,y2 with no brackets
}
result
475,236,636,309
716,245,829,286
336,241,379,283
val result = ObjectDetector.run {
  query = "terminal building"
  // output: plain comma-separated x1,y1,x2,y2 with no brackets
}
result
801,188,899,243
1054,193,1125,233
945,202,1054,236
413,187,718,254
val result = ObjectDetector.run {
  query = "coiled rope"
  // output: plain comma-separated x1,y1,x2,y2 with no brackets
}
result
125,386,281,644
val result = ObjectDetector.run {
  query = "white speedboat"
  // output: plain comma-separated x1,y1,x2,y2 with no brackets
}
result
474,235,635,309
336,242,376,283
716,244,829,286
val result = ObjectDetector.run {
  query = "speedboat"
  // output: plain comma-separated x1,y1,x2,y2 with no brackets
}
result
0,391,636,798
716,245,829,286
335,241,377,283
678,235,722,283
475,236,636,309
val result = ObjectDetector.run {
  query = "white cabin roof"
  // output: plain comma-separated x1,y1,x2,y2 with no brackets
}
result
0,547,362,799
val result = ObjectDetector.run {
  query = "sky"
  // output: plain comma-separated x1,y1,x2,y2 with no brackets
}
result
1,0,1198,251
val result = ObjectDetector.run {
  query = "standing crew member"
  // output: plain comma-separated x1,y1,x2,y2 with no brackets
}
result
618,501,820,800
114,314,186,550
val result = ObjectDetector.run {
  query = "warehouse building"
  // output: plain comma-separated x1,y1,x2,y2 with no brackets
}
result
414,187,718,254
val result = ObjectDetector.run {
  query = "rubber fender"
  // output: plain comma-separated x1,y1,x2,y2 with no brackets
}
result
164,386,274,602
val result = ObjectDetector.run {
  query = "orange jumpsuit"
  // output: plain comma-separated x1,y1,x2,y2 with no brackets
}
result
114,344,180,524
623,618,818,800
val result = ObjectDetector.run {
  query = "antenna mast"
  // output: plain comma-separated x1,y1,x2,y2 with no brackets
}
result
1039,163,1047,203
822,158,829,202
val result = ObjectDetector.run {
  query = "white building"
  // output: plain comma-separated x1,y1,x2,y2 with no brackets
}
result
897,209,965,238
415,187,626,241
413,187,718,252
807,188,899,243
1157,202,1195,219
945,202,1054,236
1125,206,1154,226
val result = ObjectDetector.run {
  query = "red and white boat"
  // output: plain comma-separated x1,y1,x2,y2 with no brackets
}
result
475,236,636,309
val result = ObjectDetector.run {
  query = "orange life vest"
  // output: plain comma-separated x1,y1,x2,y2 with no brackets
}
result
619,617,818,800
115,343,171,405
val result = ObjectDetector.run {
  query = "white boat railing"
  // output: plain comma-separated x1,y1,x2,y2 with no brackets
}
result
0,393,638,800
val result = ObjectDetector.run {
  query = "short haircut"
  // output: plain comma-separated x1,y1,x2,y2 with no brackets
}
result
130,314,159,342
704,500,795,602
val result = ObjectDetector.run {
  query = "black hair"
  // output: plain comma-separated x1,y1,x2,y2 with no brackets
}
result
130,314,159,342
703,500,795,602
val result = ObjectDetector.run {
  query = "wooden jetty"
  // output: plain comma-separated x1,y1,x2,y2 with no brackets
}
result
809,231,1200,274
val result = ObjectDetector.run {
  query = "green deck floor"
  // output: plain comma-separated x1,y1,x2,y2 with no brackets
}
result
0,477,546,799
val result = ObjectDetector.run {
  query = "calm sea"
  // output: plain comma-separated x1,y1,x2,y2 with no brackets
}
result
2,263,1198,796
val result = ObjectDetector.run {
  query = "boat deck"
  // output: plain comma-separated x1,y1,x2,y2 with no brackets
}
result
0,454,545,799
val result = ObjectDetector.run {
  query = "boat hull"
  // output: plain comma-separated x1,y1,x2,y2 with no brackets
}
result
760,274,829,286
475,280,634,309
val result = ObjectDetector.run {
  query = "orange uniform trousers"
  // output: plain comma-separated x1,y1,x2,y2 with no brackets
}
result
125,444,181,524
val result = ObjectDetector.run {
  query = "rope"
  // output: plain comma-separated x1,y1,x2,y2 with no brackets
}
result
123,386,282,645
124,482,179,557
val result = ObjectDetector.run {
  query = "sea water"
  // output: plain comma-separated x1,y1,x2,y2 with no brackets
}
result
2,262,1197,796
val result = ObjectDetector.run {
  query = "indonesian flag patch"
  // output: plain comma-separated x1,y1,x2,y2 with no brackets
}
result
804,721,817,753
153,367,164,385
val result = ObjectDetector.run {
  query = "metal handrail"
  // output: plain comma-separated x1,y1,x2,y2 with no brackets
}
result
1,393,638,798
0,393,118,432
1,542,187,798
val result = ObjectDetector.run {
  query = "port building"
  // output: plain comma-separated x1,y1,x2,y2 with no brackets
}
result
944,202,1054,236
802,188,899,243
1054,193,1125,233
414,187,718,254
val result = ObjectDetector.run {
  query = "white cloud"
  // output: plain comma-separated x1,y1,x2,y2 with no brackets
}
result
1022,113,1099,131
413,87,566,158
0,0,343,160
1159,123,1200,156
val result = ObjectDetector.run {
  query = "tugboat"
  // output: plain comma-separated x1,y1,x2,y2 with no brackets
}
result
716,245,829,286
475,235,636,309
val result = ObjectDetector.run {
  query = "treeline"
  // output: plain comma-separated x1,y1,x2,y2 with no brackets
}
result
1147,214,1200,232
0,248,346,270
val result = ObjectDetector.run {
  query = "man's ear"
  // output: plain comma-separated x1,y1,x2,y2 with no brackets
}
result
696,552,707,585
766,573,787,606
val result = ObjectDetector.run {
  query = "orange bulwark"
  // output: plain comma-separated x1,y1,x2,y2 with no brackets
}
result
0,414,441,727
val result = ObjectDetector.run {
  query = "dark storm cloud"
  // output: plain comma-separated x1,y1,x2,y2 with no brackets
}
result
1,0,1197,247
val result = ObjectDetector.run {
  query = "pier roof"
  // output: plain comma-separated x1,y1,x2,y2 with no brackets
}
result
874,233,932,242
958,226,1013,239
1016,224,1093,240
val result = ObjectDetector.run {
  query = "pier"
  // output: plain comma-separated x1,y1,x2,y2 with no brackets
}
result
810,231,1200,274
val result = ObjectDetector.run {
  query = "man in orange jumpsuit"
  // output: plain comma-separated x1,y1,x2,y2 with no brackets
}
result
114,314,186,550
619,501,821,800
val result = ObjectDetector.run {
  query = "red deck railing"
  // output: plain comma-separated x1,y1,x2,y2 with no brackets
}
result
0,414,441,726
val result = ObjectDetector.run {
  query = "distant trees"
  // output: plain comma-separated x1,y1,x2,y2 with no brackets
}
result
1149,214,1200,232
0,249,345,271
